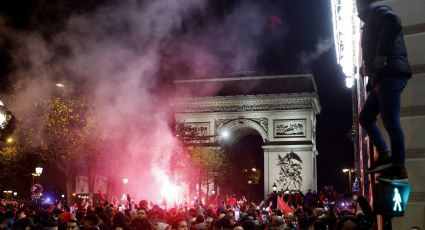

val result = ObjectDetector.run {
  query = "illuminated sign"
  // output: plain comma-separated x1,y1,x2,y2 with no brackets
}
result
393,188,402,212
331,0,361,87
373,181,411,217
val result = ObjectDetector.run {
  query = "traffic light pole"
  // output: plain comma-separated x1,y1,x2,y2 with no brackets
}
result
377,215,392,230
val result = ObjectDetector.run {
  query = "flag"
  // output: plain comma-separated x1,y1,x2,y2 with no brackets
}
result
277,195,294,215
97,189,106,201
228,197,237,207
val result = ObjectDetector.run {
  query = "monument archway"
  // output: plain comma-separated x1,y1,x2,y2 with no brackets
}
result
172,74,320,198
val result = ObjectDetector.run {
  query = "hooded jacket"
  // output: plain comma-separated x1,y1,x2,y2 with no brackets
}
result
360,3,412,84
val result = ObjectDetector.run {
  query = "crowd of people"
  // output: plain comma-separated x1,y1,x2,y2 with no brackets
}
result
0,187,378,230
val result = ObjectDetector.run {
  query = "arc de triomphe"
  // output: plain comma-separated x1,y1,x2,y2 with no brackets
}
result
171,74,321,196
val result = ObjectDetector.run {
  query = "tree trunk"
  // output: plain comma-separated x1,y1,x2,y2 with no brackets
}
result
206,177,209,198
66,174,75,206
198,169,202,201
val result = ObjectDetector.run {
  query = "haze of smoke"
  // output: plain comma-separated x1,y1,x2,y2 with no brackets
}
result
296,37,333,72
3,0,274,200
6,0,208,201
163,1,269,97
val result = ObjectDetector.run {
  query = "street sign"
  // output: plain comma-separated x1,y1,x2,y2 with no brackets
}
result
373,180,411,217
31,183,43,195
31,194,41,199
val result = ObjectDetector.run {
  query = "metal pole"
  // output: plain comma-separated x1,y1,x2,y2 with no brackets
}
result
349,170,352,193
352,79,361,188
378,215,392,230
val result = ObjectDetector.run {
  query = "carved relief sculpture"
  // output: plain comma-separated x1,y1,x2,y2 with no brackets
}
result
276,152,303,191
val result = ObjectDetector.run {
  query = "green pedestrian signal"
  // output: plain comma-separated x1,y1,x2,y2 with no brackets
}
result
373,180,410,217
392,188,402,212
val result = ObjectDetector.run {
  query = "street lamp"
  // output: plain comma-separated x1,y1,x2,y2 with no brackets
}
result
35,167,43,175
272,183,277,192
342,168,354,193
32,167,43,184
0,101,6,124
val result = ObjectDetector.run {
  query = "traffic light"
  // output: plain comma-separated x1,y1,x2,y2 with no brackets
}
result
373,180,411,217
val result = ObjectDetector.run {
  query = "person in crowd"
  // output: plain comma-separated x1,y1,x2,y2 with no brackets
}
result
66,220,80,230
170,216,188,230
97,213,110,230
282,213,296,229
0,111,15,143
191,215,206,230
127,218,151,230
5,209,15,230
355,196,375,229
134,208,148,221
111,211,127,230
204,217,213,230
335,215,358,230
271,215,285,229
81,213,99,230
357,0,412,182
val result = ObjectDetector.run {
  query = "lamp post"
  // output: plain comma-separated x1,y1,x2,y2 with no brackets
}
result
0,101,7,146
0,100,6,124
123,178,128,199
3,190,13,199
342,168,354,193
32,167,43,184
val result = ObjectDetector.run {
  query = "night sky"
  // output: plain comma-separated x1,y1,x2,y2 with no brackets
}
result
0,0,354,192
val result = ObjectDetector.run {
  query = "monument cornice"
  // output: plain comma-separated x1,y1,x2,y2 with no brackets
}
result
172,93,320,114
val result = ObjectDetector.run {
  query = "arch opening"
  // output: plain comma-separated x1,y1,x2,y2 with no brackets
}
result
221,127,264,203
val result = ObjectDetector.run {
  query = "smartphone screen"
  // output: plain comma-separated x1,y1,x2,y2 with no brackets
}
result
234,210,240,220
261,214,267,222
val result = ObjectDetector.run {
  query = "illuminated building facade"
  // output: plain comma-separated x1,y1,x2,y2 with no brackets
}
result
172,74,320,198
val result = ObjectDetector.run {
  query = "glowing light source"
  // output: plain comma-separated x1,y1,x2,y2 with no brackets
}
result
0,101,6,124
6,138,13,143
123,178,129,184
56,83,65,88
393,188,402,211
342,168,353,173
345,77,354,88
160,175,181,204
35,167,43,175
221,131,229,139
331,0,361,88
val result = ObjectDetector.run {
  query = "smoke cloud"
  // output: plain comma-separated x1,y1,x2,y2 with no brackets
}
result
296,37,333,72
2,0,276,201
